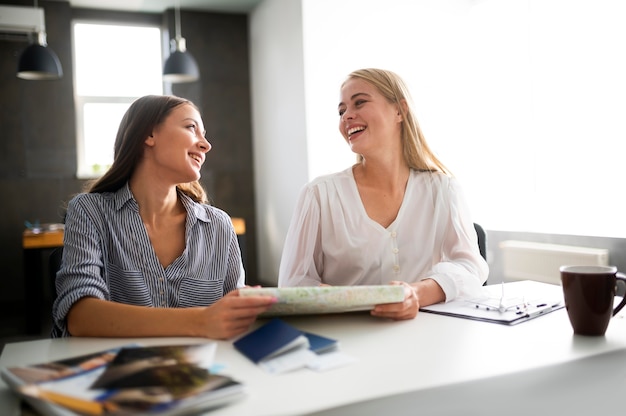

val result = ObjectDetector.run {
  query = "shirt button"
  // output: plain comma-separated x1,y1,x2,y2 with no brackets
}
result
392,248,399,254
159,278,164,282
393,265,400,271
391,231,397,238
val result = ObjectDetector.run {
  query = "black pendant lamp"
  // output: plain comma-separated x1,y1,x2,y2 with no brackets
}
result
16,1,63,80
163,0,199,83
17,31,63,80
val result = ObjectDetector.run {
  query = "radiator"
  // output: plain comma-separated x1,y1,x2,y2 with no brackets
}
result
499,240,610,285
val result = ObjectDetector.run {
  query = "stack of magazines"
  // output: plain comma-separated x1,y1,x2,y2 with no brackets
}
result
1,343,244,416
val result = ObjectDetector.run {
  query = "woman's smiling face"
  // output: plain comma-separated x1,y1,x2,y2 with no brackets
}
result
145,103,211,183
338,77,403,157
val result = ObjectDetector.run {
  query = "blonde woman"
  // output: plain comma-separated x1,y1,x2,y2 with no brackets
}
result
278,69,488,320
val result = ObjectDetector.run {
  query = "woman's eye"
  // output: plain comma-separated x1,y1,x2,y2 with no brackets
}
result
355,99,366,106
338,109,345,116
187,124,196,130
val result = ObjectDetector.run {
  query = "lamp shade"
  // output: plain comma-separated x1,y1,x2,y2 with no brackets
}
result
163,50,199,83
17,43,63,80
163,37,199,83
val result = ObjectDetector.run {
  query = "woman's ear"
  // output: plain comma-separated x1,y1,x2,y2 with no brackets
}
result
144,133,155,147
396,99,408,122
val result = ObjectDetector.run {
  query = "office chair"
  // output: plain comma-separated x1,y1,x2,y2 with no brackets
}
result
473,223,487,261
473,223,487,285
48,246,63,299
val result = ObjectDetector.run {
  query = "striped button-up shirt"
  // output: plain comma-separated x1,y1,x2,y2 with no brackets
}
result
52,183,244,337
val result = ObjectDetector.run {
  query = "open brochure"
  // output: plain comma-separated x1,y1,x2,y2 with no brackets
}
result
239,285,405,316
1,343,244,416
420,280,564,325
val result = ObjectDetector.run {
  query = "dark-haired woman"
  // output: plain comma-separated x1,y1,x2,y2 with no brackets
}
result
52,95,275,340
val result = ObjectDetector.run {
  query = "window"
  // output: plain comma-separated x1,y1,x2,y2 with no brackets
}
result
73,22,163,178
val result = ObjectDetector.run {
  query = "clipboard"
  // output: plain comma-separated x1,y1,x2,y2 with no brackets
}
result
420,280,564,325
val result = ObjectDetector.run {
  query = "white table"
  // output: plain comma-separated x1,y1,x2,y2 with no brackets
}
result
2,303,626,415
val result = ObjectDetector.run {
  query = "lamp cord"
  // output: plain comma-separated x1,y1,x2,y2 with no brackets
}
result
175,0,181,39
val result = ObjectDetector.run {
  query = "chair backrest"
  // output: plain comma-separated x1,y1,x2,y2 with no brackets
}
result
48,246,63,299
473,223,488,285
474,223,487,261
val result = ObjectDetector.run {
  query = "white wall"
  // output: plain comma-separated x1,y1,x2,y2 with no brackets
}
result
301,0,480,181
250,0,626,284
249,0,308,285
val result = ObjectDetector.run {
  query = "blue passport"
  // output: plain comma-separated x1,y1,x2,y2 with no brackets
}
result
233,318,309,363
303,332,338,354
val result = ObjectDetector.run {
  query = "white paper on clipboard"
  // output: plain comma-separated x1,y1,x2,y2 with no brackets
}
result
420,280,564,325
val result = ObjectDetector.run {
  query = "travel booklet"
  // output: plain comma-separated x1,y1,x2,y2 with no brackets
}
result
420,280,564,325
239,285,405,316
1,343,245,416
234,318,311,364
234,318,353,374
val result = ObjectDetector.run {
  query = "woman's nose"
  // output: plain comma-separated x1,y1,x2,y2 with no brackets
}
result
199,137,212,153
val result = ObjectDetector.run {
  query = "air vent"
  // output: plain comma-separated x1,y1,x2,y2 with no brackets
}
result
0,5,44,35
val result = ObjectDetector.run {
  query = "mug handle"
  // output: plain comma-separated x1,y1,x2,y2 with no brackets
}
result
613,273,626,316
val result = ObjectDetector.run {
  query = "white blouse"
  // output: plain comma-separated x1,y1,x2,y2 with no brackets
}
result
278,167,489,302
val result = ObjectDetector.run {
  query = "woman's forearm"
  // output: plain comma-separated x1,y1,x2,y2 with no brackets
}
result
412,278,445,307
66,293,277,339
67,297,204,338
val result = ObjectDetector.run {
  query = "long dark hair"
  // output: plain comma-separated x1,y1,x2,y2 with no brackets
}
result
87,95,208,203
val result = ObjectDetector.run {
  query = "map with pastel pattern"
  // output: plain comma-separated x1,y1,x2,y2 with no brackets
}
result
239,285,405,316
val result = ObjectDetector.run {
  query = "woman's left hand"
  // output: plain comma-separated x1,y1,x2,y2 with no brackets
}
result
370,281,419,320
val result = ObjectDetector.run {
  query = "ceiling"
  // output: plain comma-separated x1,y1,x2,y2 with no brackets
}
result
59,0,263,14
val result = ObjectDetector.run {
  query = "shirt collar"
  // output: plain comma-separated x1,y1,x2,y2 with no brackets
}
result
179,190,211,224
113,182,136,211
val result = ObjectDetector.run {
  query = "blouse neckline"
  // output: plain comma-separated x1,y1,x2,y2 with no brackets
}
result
347,167,414,232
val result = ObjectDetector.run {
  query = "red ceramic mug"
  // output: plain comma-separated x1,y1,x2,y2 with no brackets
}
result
560,265,626,336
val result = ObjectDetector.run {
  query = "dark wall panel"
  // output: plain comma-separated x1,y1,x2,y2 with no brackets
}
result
0,0,258,319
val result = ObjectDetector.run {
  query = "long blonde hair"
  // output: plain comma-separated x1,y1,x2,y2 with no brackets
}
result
344,68,451,175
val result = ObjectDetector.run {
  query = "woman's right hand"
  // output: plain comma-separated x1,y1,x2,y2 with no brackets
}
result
197,290,277,339
370,281,419,320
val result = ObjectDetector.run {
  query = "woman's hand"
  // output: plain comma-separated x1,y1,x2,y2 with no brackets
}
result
197,290,276,339
370,281,419,320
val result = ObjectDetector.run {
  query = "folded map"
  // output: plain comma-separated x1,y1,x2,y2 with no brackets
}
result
239,285,405,316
